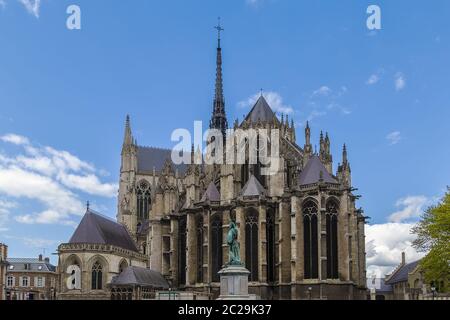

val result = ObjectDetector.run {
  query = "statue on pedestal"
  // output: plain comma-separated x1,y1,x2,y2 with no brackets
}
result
227,220,241,266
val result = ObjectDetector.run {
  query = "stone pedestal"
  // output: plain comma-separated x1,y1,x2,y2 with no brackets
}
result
217,265,251,300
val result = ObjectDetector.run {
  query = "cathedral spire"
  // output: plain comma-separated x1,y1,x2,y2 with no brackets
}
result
210,17,228,136
123,114,133,148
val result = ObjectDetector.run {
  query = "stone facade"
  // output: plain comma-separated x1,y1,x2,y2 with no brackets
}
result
0,243,7,300
115,34,368,300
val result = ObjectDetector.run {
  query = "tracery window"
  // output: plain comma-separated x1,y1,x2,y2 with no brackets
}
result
303,200,319,279
326,200,339,279
178,215,187,286
266,209,276,282
137,180,151,221
211,214,223,282
245,209,259,281
196,214,204,283
91,261,103,290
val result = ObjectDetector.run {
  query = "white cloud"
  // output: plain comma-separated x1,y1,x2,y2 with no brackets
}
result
386,131,402,145
0,198,16,231
57,172,117,198
312,86,332,97
238,91,294,114
0,0,6,9
366,223,425,277
395,72,406,91
0,133,118,226
388,195,429,223
367,74,380,85
18,0,41,18
1,133,29,145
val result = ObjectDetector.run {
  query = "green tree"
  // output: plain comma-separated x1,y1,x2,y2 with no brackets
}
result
412,188,450,292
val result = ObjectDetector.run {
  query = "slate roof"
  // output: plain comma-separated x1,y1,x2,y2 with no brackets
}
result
386,260,421,284
200,182,221,202
243,96,280,125
241,175,266,197
366,278,393,293
298,155,337,185
137,146,188,174
7,258,56,273
110,266,169,289
69,209,138,252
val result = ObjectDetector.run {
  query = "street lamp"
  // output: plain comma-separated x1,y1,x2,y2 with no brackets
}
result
431,286,436,300
308,287,312,300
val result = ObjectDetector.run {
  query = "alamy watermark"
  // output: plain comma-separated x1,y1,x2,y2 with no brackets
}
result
171,121,281,176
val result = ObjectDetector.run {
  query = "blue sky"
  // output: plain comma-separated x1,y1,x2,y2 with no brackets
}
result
0,0,449,275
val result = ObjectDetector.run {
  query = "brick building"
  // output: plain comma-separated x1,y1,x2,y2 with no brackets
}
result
5,255,58,300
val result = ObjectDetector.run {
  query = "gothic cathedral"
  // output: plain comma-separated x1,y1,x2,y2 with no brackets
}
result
116,31,367,300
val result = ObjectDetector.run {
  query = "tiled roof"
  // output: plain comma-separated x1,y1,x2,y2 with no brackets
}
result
240,175,266,197
386,260,421,284
137,146,188,174
298,155,337,185
110,266,169,289
7,258,56,273
243,96,280,125
69,209,138,252
200,182,221,202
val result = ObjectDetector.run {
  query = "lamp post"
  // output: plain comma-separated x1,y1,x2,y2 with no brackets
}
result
308,287,312,300
431,286,436,300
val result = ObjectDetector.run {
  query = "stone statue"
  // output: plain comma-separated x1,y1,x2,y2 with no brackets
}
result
227,220,241,265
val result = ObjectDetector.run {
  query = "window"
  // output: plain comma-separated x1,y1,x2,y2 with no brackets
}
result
8,265,14,270
119,260,128,274
266,209,276,282
245,209,259,282
196,214,204,283
326,200,339,279
303,200,319,279
37,277,44,288
211,214,223,282
7,276,14,287
91,262,103,290
177,215,187,286
136,180,151,221
21,276,29,287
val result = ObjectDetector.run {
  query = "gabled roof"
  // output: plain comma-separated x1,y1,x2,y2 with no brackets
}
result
298,155,337,185
7,258,56,273
110,266,169,289
241,175,266,197
243,96,280,125
137,146,188,174
69,210,138,252
385,260,421,284
200,182,221,202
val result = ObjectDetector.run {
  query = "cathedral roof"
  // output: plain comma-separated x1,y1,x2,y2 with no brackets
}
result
69,209,139,252
110,266,169,289
243,96,280,125
200,181,221,202
137,146,188,175
241,175,266,197
298,155,337,185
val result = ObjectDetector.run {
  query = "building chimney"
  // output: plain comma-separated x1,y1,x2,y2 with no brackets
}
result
38,254,43,261
402,252,406,265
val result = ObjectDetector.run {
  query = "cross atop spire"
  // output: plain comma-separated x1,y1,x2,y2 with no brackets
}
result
210,17,228,136
214,17,224,47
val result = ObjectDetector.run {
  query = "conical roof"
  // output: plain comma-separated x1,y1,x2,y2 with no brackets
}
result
69,209,138,252
243,96,279,124
298,155,337,185
200,181,221,202
240,175,266,197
